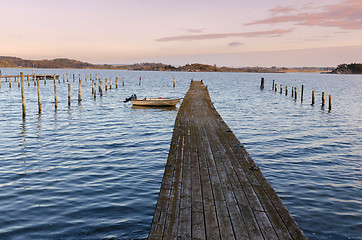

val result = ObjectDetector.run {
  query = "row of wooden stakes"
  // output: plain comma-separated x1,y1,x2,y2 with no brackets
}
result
260,77,332,111
1,72,178,119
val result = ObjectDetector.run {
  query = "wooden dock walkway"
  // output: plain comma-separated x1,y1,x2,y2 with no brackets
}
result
149,81,307,239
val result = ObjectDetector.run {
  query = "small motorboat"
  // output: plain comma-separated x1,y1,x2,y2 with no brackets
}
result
124,95,181,107
133,97,181,107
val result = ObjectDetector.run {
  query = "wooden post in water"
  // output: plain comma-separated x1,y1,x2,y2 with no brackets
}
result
90,74,92,80
312,90,315,105
139,76,141,86
78,74,80,81
95,74,98,81
122,77,125,86
99,81,103,97
280,84,283,94
9,77,11,88
272,79,275,90
21,73,26,118
116,77,118,88
105,78,108,91
301,85,304,102
78,79,82,103
67,73,69,82
110,77,112,89
37,76,41,113
33,74,36,86
63,74,65,83
44,75,46,85
0,77,1,89
329,95,332,111
292,87,294,97
260,77,264,89
173,77,176,88
294,87,297,100
27,75,30,86
18,76,20,88
92,80,95,94
322,92,325,107
85,74,87,81
93,81,97,99
53,74,56,84
275,84,277,92
54,84,58,110
68,84,71,106
285,86,288,96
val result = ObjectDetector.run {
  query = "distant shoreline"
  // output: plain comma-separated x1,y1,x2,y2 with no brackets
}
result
3,56,360,74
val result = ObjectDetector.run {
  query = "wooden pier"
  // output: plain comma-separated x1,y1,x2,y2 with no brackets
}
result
149,81,306,239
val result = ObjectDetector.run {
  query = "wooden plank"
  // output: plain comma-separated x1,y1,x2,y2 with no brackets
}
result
149,81,307,240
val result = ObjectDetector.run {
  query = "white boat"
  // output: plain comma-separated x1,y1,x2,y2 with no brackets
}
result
132,98,181,107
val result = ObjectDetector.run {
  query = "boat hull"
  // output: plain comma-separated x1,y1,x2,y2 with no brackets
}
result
132,98,181,107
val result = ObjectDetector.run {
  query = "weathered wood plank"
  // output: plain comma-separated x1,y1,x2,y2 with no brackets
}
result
149,81,307,240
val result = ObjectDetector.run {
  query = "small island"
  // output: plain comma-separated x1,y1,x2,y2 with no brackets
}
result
329,63,362,74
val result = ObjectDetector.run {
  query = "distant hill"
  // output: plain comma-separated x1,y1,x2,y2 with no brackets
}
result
329,63,362,74
0,56,101,69
0,56,335,73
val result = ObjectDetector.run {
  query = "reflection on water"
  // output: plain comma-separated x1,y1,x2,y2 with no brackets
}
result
0,69,361,240
131,105,178,111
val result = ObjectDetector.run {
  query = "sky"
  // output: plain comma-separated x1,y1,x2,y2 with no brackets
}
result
1,0,362,67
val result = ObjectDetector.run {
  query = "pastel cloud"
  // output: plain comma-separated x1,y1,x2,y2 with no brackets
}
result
246,0,362,30
156,28,293,42
227,42,244,47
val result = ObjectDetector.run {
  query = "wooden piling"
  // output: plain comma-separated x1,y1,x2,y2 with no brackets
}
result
280,84,283,94
78,74,80,81
292,87,294,97
95,74,98,80
37,76,41,113
92,80,95,94
85,74,87,81
329,95,332,111
272,79,275,90
0,77,1,89
20,73,26,118
63,74,65,83
27,75,30,86
9,77,11,88
67,73,69,82
93,81,97,99
116,77,118,88
90,74,92,80
301,85,304,102
260,77,264,89
322,92,325,107
122,77,125,86
294,87,297,100
68,84,71,106
44,75,46,85
18,76,20,88
54,84,58,110
99,81,103,97
33,74,36,86
139,76,141,86
110,77,112,89
312,90,315,105
275,84,277,92
78,79,82,103
73,74,75,82
105,78,108,91
173,77,176,88
285,86,288,96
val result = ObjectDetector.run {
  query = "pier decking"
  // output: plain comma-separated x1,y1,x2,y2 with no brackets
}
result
149,81,306,239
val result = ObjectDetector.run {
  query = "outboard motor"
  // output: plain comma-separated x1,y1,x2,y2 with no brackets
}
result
123,94,137,103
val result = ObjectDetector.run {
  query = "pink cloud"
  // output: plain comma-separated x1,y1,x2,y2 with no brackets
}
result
246,0,362,30
156,29,293,42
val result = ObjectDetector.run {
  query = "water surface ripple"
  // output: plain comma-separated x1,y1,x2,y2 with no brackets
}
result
0,69,361,239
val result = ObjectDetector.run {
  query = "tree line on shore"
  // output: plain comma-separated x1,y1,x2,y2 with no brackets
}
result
1,56,359,74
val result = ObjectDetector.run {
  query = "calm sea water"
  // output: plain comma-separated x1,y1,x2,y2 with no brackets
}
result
0,68,361,240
